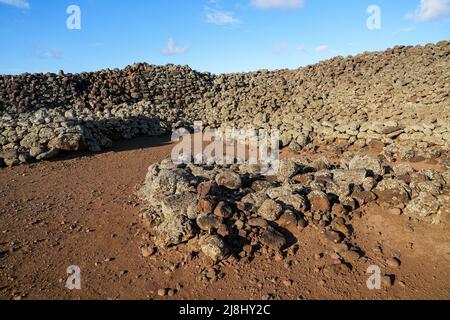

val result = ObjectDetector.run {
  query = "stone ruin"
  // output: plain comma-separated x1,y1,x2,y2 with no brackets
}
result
138,155,450,266
1,41,450,167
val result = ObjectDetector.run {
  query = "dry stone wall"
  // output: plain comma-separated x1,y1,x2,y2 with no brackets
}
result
137,155,450,270
1,41,449,166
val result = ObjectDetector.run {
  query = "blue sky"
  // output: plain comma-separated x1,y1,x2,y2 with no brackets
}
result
0,0,449,74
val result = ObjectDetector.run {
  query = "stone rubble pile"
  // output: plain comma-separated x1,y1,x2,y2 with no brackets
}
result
0,102,190,166
138,155,450,267
1,41,450,167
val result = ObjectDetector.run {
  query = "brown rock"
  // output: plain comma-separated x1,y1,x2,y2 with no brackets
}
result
199,197,217,214
158,288,168,297
374,179,411,209
217,224,231,237
277,211,298,228
386,257,401,268
321,230,344,244
333,224,351,238
215,170,242,190
199,235,227,262
297,217,307,230
261,227,287,251
213,201,233,219
251,180,273,192
197,181,216,198
248,218,269,229
332,203,348,216
382,275,395,287
351,189,377,205
258,199,283,221
308,191,331,212
196,214,223,232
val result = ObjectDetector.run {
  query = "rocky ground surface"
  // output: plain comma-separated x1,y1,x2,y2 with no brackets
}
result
137,144,450,298
0,137,449,300
0,41,449,300
1,41,450,167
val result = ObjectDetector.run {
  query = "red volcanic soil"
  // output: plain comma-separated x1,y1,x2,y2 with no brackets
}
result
1,136,449,300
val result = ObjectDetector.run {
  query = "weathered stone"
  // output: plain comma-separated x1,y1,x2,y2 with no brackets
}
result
292,174,314,185
382,275,395,287
341,250,361,263
29,146,45,158
374,179,411,209
277,159,300,180
248,218,269,229
340,197,358,211
199,197,216,215
326,181,351,198
258,199,283,221
351,188,377,205
35,148,59,161
196,214,223,232
140,168,192,202
386,257,401,268
197,181,217,199
434,195,450,224
48,133,85,151
266,186,294,200
331,203,348,216
251,180,273,192
393,164,415,176
0,149,18,164
297,217,307,230
404,192,440,222
213,201,233,219
215,170,242,190
154,215,194,248
321,230,344,244
362,177,377,191
161,192,197,219
277,211,298,228
308,190,331,212
346,155,384,176
333,224,351,238
199,235,227,262
260,227,287,251
332,169,367,185
238,192,268,213
1,41,450,169
277,193,307,212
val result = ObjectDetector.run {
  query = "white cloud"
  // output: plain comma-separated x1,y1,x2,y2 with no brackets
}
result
34,45,62,59
272,42,286,55
205,7,241,25
407,0,450,21
296,44,306,53
251,0,304,9
0,0,30,9
315,45,328,53
161,38,189,56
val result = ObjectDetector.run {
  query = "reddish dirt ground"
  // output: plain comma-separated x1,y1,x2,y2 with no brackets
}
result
1,136,449,300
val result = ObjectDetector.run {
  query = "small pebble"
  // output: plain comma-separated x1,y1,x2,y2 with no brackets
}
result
382,275,395,287
157,288,168,297
386,257,401,268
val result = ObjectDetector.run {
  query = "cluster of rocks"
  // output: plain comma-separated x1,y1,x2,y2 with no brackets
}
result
138,155,449,267
0,64,214,113
1,41,450,167
0,102,188,166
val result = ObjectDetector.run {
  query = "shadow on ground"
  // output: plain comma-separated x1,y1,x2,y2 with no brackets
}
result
55,134,174,163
